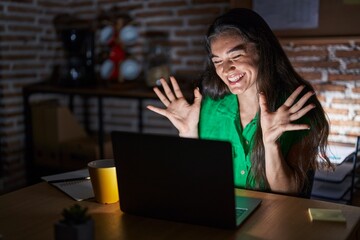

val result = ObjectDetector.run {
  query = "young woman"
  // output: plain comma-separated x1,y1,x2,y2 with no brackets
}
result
147,8,330,196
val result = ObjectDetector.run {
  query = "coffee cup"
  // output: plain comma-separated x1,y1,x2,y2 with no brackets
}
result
88,159,119,204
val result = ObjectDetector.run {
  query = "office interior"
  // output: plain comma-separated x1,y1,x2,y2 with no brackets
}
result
0,0,359,208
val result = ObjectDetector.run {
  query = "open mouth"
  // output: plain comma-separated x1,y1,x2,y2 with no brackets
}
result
227,72,245,85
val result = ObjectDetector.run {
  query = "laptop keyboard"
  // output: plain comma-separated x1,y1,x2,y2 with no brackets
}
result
236,208,248,218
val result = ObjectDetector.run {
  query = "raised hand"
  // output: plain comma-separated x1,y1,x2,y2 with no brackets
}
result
259,85,315,144
146,76,202,138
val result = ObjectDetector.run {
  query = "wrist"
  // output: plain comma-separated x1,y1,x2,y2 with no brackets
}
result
179,128,198,138
263,140,280,152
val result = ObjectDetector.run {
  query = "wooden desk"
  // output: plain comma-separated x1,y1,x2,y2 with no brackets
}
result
0,183,359,240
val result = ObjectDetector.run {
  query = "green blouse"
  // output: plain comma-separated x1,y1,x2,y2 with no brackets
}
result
199,94,306,189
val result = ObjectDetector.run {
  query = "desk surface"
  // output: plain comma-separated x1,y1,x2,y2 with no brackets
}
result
0,183,359,240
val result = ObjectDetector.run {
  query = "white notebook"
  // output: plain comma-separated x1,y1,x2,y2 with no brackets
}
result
41,169,94,201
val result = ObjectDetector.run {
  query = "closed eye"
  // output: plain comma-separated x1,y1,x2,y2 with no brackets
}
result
231,54,242,60
212,59,222,65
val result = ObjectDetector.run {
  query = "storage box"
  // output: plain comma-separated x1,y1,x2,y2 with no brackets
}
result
33,146,62,168
60,136,113,170
31,100,87,149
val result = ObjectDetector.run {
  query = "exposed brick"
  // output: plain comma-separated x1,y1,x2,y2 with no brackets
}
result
353,87,360,93
1,92,24,99
97,2,142,11
134,10,173,18
8,5,38,14
177,7,222,16
280,38,352,46
169,40,188,48
344,131,360,138
37,0,67,8
312,83,347,92
175,29,207,37
186,59,204,66
4,0,33,3
98,0,129,4
193,0,228,3
12,63,46,70
0,15,35,23
285,49,328,58
347,62,360,69
329,120,360,128
323,107,349,115
171,59,182,65
176,49,206,57
148,0,185,8
3,72,38,80
0,35,36,42
175,69,202,77
0,64,11,71
335,50,360,58
298,71,322,81
332,98,360,105
188,17,214,26
9,45,43,51
291,61,340,69
146,19,183,27
69,1,94,8
1,53,37,61
328,74,360,81
8,25,42,33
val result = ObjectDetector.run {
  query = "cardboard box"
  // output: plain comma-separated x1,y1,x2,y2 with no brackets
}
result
60,136,113,170
33,146,62,168
31,100,87,149
31,100,114,171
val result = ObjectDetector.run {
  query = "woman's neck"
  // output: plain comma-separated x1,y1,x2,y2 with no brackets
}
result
237,89,259,128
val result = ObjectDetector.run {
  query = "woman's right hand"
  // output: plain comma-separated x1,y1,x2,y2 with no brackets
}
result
146,76,202,138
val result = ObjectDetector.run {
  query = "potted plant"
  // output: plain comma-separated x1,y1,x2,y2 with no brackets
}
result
54,204,94,240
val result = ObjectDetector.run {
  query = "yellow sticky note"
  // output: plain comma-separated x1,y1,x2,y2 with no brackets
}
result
308,208,346,222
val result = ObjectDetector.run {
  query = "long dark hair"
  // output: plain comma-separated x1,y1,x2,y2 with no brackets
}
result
201,8,330,192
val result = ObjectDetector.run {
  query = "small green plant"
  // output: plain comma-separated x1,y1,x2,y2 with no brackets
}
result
60,204,91,225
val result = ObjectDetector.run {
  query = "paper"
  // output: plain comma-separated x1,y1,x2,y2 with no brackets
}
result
308,208,346,222
42,169,94,201
253,0,319,30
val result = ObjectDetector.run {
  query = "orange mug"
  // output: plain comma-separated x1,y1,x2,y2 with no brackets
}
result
88,159,119,204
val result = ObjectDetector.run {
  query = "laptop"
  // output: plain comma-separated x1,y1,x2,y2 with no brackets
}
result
111,131,262,229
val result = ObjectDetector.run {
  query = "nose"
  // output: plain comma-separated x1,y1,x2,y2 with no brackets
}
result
223,59,235,73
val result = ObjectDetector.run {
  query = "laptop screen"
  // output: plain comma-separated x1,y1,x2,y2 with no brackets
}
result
111,131,260,229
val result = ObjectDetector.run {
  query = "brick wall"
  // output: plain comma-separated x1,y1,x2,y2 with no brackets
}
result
281,38,360,144
0,0,359,193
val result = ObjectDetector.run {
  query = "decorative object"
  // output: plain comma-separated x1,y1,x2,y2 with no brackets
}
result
97,8,141,84
144,31,170,87
120,58,141,81
53,14,96,87
54,204,94,240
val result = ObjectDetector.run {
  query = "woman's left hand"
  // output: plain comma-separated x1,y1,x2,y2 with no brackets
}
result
259,85,315,145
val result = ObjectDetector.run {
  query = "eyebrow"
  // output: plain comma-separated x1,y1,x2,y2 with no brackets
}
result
211,44,247,58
